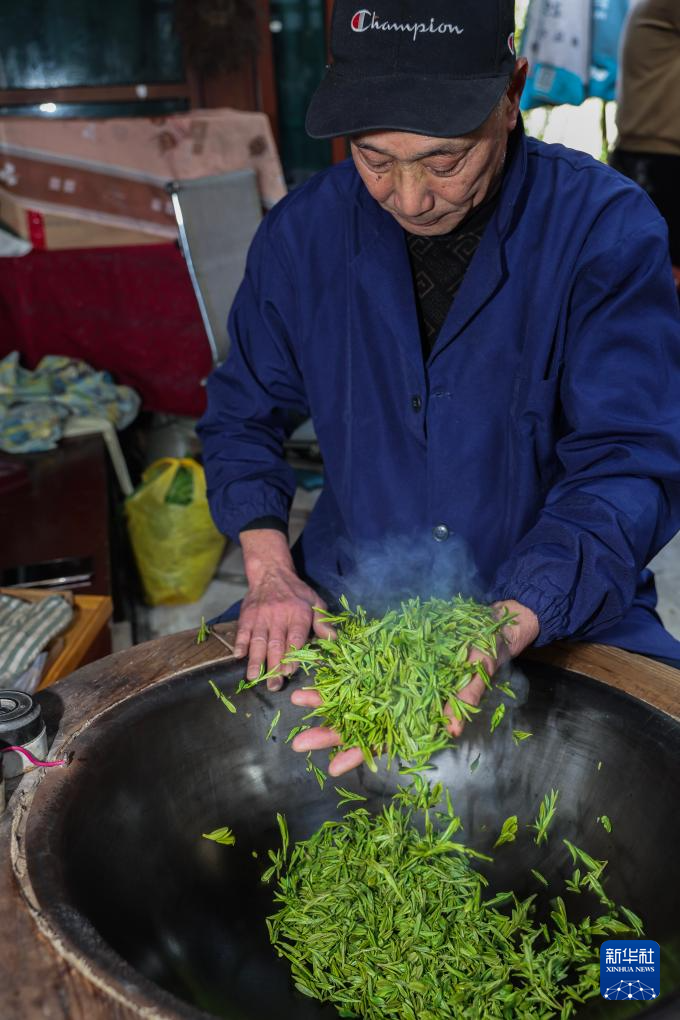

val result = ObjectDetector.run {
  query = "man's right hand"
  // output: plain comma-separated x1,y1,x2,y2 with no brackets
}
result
235,529,336,691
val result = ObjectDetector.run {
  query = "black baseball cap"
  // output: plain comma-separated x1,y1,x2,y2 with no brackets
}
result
306,0,516,140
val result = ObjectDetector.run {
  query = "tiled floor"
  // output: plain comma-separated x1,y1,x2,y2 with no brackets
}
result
650,535,680,640
121,502,680,647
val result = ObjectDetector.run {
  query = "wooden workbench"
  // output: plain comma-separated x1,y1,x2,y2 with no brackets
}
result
1,627,679,1019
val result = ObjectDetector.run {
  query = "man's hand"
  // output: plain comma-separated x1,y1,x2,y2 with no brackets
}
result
444,599,539,738
235,529,336,691
291,599,540,776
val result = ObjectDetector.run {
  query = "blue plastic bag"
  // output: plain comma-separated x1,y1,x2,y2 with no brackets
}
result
521,0,630,109
590,0,630,99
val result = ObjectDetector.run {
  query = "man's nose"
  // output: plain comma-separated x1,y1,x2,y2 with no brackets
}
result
392,171,435,220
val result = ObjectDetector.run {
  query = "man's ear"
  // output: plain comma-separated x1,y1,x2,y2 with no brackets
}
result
506,58,529,131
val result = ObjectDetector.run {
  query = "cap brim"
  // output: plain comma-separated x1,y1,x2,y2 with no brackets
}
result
306,69,510,140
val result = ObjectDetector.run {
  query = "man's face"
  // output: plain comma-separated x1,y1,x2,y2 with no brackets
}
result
350,60,527,236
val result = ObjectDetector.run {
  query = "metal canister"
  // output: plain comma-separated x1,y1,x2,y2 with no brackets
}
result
0,691,47,780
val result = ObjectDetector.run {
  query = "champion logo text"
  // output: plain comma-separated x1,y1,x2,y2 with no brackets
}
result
351,10,464,41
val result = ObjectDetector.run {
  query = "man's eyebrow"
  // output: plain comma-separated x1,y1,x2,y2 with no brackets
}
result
354,141,467,161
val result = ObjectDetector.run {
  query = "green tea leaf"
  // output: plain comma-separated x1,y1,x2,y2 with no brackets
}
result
262,779,632,1019
490,703,506,734
254,595,514,773
335,786,368,806
276,813,289,861
208,680,236,713
266,709,281,741
620,905,644,935
202,827,236,846
306,752,327,790
285,723,309,743
530,789,559,847
494,815,518,848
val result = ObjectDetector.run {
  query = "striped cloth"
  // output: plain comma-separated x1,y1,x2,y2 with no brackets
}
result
0,594,73,684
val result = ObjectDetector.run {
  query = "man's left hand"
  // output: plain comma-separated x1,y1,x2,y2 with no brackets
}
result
291,599,540,777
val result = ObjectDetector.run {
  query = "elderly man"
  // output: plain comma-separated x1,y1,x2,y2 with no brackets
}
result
198,0,680,775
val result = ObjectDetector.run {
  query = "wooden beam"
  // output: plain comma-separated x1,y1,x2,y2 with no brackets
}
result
0,83,191,106
323,0,348,163
184,65,205,110
256,0,280,144
324,0,335,37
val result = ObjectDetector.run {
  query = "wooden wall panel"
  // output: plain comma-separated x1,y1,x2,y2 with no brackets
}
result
256,0,279,143
324,0,349,163
194,0,278,142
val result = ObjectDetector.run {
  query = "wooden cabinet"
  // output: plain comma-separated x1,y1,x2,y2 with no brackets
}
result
0,435,111,597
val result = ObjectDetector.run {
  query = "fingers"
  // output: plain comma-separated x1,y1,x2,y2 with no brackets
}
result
233,622,250,660
279,627,309,678
265,619,314,688
291,717,363,778
328,747,365,777
492,599,541,658
234,583,334,691
444,700,463,738
292,726,342,752
246,631,268,682
265,627,288,691
290,688,323,708
312,601,337,641
458,675,487,707
445,673,489,737
468,648,496,681
236,604,315,689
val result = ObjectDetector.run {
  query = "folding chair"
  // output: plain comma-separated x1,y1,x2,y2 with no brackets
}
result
168,169,263,366
168,169,320,460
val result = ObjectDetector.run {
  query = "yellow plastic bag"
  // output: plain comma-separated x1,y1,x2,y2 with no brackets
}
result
125,458,225,606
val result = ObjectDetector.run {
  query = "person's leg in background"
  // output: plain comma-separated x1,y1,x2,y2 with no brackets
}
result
610,149,680,290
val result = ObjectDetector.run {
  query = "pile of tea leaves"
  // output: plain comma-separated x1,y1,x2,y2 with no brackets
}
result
264,780,642,1020
242,595,515,771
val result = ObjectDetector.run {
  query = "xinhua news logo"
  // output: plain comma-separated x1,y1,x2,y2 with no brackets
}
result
600,940,660,1002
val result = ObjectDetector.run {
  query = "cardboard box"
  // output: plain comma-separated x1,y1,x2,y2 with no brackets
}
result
0,108,286,251
0,187,173,251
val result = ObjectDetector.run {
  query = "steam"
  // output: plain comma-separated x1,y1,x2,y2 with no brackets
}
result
324,529,531,704
329,531,483,617
503,661,530,707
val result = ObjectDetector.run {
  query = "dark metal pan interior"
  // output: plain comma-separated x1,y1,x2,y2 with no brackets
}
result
27,660,680,1019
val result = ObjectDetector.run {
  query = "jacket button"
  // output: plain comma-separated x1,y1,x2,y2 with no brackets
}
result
433,524,450,543
411,395,422,412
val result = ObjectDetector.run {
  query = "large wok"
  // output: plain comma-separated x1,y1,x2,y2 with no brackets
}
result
2,632,679,1019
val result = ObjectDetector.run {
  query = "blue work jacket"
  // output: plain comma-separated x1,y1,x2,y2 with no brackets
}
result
199,125,680,660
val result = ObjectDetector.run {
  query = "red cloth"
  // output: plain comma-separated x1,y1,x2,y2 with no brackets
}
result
0,244,213,418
